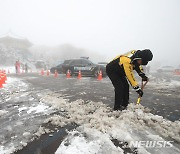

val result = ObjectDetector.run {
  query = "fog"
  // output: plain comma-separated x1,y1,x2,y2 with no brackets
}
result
0,0,180,67
29,44,106,65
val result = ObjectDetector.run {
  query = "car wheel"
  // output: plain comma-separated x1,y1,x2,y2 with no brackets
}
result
50,69,55,74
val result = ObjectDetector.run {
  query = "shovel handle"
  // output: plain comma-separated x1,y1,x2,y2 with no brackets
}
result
136,80,149,104
137,97,141,104
141,79,149,90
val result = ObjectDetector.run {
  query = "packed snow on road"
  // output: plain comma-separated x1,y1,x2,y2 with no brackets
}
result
0,75,180,154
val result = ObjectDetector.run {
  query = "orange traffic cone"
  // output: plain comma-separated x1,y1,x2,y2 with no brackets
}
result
54,70,58,78
77,70,82,79
47,70,50,76
97,70,103,81
4,73,7,81
177,70,180,75
1,71,6,84
66,69,71,78
0,78,3,88
41,69,44,75
1,75,5,84
174,69,180,75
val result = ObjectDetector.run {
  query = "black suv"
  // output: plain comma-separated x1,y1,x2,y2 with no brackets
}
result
60,58,107,77
50,60,70,74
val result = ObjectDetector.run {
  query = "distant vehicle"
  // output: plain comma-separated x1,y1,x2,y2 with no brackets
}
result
98,62,108,67
54,60,64,66
175,68,180,72
35,60,47,70
60,58,107,77
174,65,180,74
157,66,175,72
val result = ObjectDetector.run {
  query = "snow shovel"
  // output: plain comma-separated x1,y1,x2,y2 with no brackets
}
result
136,80,149,105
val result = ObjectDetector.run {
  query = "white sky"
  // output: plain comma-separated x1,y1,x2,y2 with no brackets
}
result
0,0,180,65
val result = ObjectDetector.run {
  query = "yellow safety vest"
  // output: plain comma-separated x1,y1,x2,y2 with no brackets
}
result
111,50,139,87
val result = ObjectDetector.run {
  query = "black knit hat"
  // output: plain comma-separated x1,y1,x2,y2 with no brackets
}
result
134,49,153,65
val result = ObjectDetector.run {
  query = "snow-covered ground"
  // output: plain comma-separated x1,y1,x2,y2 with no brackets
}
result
0,66,16,74
41,93,180,154
148,74,180,89
0,65,38,74
0,75,180,154
0,77,54,154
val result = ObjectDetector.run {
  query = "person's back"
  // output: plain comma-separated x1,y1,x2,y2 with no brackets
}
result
106,49,153,111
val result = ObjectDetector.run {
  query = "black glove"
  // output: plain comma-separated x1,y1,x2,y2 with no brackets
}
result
142,75,148,81
139,73,148,81
137,89,143,97
133,86,143,97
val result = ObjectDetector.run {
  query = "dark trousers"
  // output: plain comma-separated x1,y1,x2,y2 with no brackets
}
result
106,63,129,110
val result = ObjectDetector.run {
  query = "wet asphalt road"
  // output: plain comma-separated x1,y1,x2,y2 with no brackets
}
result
8,72,180,122
4,72,180,154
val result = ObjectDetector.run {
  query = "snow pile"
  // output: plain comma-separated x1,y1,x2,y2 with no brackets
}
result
41,93,180,154
0,110,8,117
2,77,28,91
27,102,49,114
42,94,180,143
34,126,51,137
0,78,54,154
148,75,180,89
0,145,16,154
17,102,50,115
55,127,124,154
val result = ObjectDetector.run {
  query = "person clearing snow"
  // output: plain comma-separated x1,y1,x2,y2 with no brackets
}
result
106,49,153,111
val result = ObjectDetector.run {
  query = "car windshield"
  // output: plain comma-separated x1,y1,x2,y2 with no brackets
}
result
64,60,71,64
81,59,93,65
70,59,81,65
57,64,62,67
